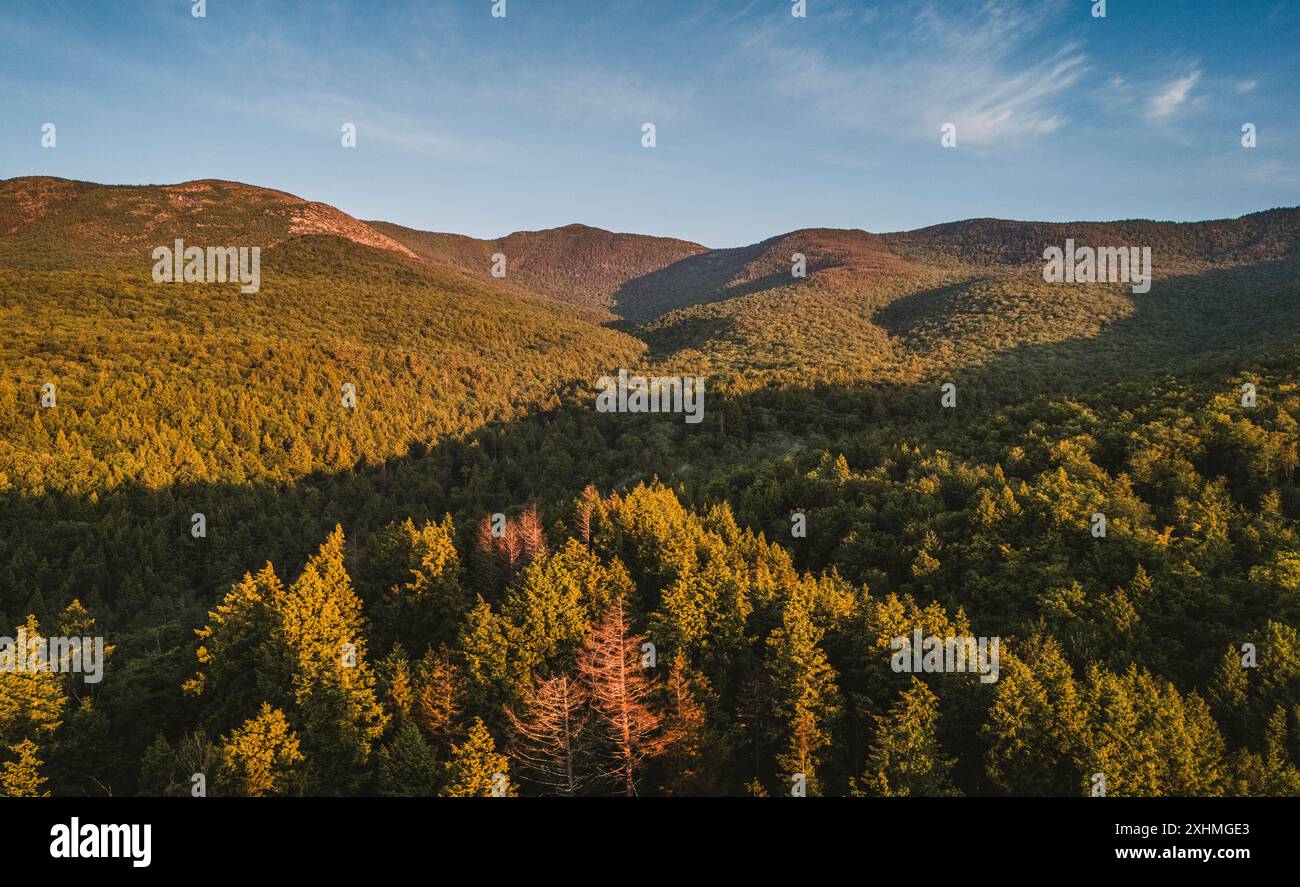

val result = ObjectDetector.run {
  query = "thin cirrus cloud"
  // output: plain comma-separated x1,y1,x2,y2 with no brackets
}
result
1147,69,1202,121
736,0,1087,150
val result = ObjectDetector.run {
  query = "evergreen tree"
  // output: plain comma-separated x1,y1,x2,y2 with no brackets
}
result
279,527,388,793
1078,664,1227,796
371,516,467,649
1254,706,1300,795
185,528,387,794
376,644,414,726
217,703,304,797
183,563,289,725
765,586,841,796
855,678,958,797
377,721,440,796
0,739,49,797
0,614,67,787
414,644,465,752
440,718,514,797
459,599,516,711
658,651,723,796
137,735,187,797
984,637,1088,795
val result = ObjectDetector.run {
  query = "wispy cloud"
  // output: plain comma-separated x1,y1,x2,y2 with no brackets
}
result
1147,69,1201,120
211,91,512,163
736,0,1086,149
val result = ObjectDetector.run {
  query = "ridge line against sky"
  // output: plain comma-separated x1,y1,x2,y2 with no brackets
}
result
1,0,1297,248
8,173,1298,249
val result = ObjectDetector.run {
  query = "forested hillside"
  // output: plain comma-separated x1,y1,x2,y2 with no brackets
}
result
0,177,1296,797
372,220,706,314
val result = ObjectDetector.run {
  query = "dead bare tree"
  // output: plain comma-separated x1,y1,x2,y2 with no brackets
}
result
504,674,592,796
515,503,548,567
472,514,503,600
576,484,601,545
576,596,669,796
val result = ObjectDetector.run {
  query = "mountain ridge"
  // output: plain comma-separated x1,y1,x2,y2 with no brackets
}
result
8,175,1297,293
3,175,1298,364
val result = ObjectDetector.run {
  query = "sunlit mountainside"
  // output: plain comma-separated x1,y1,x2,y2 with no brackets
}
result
1,176,1297,798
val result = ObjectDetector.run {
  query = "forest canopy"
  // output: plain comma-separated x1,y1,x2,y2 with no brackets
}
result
1,177,1297,796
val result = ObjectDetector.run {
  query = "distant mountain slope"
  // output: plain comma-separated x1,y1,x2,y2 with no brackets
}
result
882,208,1300,269
371,220,707,313
0,178,647,496
612,227,932,325
618,209,1300,328
4,174,1297,399
0,176,418,270
629,213,1300,389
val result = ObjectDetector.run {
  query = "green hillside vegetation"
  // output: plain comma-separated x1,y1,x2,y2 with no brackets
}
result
632,218,1300,389
0,176,1296,796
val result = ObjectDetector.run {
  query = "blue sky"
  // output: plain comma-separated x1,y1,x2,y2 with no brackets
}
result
1,0,1297,247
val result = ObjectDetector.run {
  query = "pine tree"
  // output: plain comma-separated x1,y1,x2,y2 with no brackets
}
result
658,651,718,796
138,735,191,797
191,530,392,795
217,703,303,797
440,718,514,797
0,614,67,792
765,588,841,796
500,540,615,680
377,722,440,796
377,644,414,725
279,526,388,793
372,516,467,648
855,678,959,796
414,644,464,752
1258,706,1300,795
183,563,289,724
577,596,668,796
1206,645,1250,746
459,596,518,709
0,739,49,797
984,636,1088,795
55,599,114,704
47,696,113,797
0,614,68,746
1078,664,1227,796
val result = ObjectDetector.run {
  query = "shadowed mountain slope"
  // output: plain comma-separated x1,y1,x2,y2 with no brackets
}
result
371,220,707,313
622,212,1300,388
